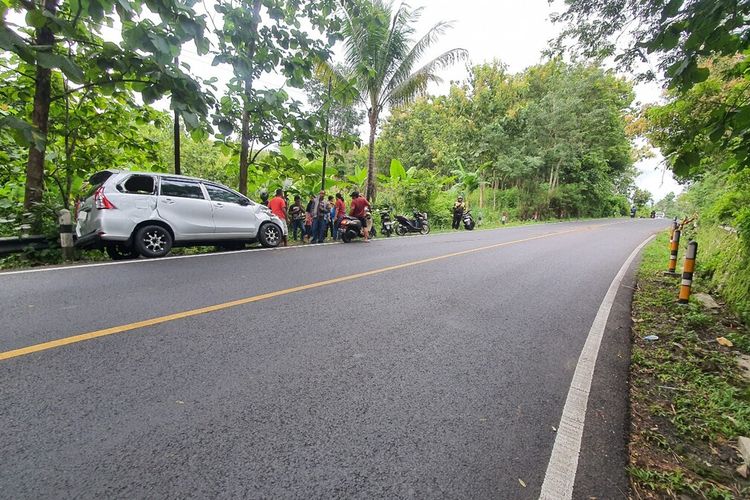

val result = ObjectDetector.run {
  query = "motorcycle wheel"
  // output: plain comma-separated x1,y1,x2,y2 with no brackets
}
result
341,230,353,243
395,224,407,236
465,221,475,230
420,224,430,235
370,227,377,238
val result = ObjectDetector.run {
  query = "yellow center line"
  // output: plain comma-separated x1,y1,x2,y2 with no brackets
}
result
0,222,618,362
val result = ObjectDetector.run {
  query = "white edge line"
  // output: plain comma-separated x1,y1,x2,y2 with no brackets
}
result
538,234,656,500
0,218,632,277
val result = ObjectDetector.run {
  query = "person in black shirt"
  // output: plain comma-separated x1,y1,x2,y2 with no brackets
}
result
452,196,465,229
289,195,305,241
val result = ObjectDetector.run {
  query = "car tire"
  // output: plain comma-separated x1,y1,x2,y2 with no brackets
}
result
134,225,173,258
258,223,282,248
105,243,139,260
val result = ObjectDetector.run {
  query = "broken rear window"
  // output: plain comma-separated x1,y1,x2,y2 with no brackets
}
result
119,175,155,195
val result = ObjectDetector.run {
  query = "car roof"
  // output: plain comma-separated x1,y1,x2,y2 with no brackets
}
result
91,170,215,185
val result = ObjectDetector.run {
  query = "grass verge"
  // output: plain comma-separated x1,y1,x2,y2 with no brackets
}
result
629,231,750,499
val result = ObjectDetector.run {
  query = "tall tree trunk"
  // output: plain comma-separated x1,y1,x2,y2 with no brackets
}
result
237,0,262,195
173,111,181,175
365,109,378,202
239,84,251,195
479,181,484,209
173,58,181,176
23,0,59,224
547,164,555,193
493,177,497,210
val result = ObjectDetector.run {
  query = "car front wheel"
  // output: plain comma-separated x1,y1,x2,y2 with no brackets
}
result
134,225,173,258
258,223,282,248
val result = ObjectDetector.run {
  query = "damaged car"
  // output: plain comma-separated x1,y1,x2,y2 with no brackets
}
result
75,170,287,260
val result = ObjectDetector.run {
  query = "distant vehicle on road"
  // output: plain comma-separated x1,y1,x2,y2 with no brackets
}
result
655,211,665,218
75,170,287,260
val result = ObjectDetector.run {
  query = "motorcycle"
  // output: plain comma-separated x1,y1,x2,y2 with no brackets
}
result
378,208,395,237
462,210,475,230
395,210,429,236
338,216,365,243
338,214,375,242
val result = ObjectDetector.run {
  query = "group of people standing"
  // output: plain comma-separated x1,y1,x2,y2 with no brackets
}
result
266,189,372,245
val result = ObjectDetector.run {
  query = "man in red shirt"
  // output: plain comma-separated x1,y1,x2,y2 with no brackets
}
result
333,193,346,240
349,191,370,241
268,188,288,246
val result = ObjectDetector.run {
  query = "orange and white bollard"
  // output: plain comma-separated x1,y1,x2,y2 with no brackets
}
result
678,241,698,304
666,229,681,275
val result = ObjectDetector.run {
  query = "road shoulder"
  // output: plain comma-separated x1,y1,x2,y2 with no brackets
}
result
571,242,641,499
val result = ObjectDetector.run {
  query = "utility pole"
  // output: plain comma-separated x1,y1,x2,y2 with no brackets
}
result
321,76,332,191
173,57,181,175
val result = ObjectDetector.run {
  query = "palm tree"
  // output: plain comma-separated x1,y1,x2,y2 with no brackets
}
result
327,1,467,201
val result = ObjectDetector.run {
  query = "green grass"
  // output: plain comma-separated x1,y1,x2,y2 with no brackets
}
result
629,231,750,498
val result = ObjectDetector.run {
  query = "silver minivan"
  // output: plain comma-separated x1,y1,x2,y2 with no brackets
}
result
75,170,287,259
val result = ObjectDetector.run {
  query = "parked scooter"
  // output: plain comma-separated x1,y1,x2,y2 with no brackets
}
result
378,208,395,237
462,210,475,230
338,216,366,243
395,210,429,235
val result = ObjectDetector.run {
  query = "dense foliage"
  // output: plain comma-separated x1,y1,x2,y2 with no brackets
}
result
554,0,750,319
1,0,649,250
376,61,637,219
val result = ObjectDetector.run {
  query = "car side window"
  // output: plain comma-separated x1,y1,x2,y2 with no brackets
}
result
118,175,155,195
205,184,246,205
160,178,205,200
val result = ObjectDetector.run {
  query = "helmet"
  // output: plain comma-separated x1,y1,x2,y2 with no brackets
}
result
351,191,359,198
458,196,463,201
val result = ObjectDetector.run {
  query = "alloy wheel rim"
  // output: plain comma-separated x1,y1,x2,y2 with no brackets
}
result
264,226,280,245
144,230,166,252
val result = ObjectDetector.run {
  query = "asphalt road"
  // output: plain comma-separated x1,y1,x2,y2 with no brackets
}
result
0,219,668,499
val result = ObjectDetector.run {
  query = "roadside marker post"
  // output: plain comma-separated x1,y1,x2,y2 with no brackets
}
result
678,241,698,304
58,209,74,261
665,229,681,276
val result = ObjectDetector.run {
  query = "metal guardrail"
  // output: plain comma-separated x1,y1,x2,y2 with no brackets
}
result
0,235,51,256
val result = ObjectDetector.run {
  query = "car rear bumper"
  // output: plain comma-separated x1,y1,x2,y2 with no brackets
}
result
74,231,103,249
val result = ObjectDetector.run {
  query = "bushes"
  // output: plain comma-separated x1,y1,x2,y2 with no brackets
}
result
690,225,750,324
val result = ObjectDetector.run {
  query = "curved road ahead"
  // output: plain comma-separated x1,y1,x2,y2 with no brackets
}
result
0,219,667,499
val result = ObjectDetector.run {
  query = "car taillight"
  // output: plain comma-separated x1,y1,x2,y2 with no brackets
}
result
94,186,116,209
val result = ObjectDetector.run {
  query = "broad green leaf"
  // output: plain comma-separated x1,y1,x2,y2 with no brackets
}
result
389,158,406,181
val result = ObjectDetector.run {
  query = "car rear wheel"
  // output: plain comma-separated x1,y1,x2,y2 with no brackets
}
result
134,225,173,258
105,243,139,260
258,223,281,248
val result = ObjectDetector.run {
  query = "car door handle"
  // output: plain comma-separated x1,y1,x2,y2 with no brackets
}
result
163,198,175,205
214,203,224,208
